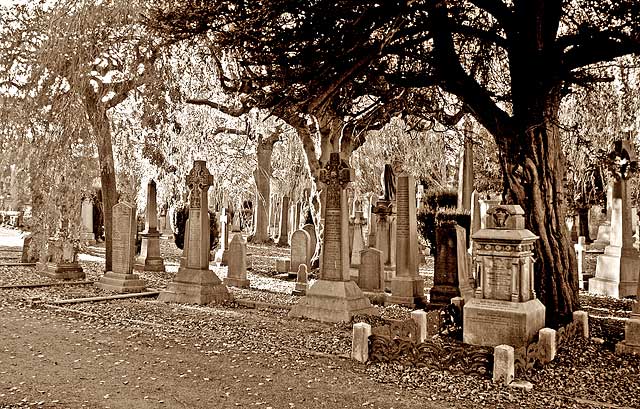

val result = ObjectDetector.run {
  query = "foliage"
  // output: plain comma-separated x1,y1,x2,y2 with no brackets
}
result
422,188,458,210
417,201,470,257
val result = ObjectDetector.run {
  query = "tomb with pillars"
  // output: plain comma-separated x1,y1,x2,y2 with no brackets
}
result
159,161,231,304
463,205,545,347
289,153,377,322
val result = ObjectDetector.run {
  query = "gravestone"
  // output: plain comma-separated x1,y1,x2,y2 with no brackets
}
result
21,233,36,263
592,183,614,250
457,122,474,211
292,264,308,296
289,153,378,322
590,140,640,298
302,224,317,261
79,198,96,244
215,208,229,266
371,199,396,285
224,234,250,288
277,196,291,246
350,211,365,267
358,247,384,293
37,238,84,280
134,180,165,273
289,229,311,278
159,161,231,304
387,172,426,308
574,236,590,290
96,202,146,293
463,205,545,347
429,224,473,307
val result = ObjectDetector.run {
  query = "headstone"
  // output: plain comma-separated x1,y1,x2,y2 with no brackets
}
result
574,236,589,290
592,183,614,249
215,208,229,266
358,247,384,293
302,224,317,261
387,172,426,308
350,211,365,267
231,209,242,233
159,161,231,304
371,199,396,284
590,140,640,298
21,233,36,263
289,153,378,322
96,202,146,293
36,238,84,280
277,196,290,246
470,190,481,236
134,180,165,273
463,205,546,347
224,234,250,288
289,229,311,278
292,264,308,296
429,224,474,306
79,198,96,244
275,258,290,273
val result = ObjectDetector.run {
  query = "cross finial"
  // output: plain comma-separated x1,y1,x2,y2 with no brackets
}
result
186,160,213,208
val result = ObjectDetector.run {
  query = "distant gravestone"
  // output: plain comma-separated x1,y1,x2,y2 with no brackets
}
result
292,264,308,296
96,202,146,293
224,234,249,288
159,160,231,304
215,208,230,266
80,198,96,244
134,180,165,273
289,229,311,278
358,247,384,292
350,211,365,267
302,224,317,260
429,224,472,306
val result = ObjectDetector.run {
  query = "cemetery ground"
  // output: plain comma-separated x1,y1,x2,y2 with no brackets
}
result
0,228,639,408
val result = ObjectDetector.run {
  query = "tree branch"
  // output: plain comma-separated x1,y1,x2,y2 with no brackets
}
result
186,98,251,117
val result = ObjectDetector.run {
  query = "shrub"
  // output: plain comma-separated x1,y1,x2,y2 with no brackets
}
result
173,206,219,250
422,187,458,210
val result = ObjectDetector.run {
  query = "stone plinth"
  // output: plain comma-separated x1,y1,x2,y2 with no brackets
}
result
159,161,230,305
97,202,146,293
617,304,640,355
37,238,84,280
463,205,545,347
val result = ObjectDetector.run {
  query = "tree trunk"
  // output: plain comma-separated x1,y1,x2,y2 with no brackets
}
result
499,117,580,327
83,93,117,273
251,137,275,243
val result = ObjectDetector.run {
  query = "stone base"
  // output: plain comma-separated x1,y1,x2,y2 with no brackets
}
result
214,248,229,266
36,262,85,280
292,282,308,296
363,291,387,306
223,276,250,288
589,252,640,298
387,276,427,309
158,266,231,305
96,272,146,293
134,256,165,273
428,284,461,307
79,232,96,245
288,280,378,323
591,225,611,250
617,314,640,355
463,298,546,347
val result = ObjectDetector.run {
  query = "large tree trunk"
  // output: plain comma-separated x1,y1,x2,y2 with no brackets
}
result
499,112,580,327
251,135,277,243
83,91,117,272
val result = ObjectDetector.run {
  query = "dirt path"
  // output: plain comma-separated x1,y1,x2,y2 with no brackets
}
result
0,303,448,409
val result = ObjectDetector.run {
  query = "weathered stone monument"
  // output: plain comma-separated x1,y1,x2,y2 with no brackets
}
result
277,196,291,246
457,121,474,211
214,208,229,266
134,180,165,273
387,171,426,308
358,247,385,295
429,223,473,306
79,198,96,245
224,234,250,288
289,153,377,322
159,161,231,304
617,261,640,354
37,238,85,280
371,200,396,281
589,140,640,298
350,210,365,267
463,205,545,347
289,229,311,278
96,202,146,293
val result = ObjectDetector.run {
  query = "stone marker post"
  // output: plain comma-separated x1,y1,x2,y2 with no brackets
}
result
96,202,146,293
224,234,250,288
289,153,377,322
387,172,426,308
134,180,165,273
159,161,231,304
79,198,96,245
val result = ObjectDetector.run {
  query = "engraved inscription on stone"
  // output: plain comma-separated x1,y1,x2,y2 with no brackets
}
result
187,210,201,268
396,176,409,236
112,203,134,275
322,210,342,280
484,257,512,300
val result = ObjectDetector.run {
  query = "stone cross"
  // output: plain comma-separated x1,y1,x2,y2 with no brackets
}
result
318,153,353,281
185,161,214,270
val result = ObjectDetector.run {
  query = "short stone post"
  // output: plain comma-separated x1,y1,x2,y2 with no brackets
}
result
493,345,514,385
539,328,557,363
352,322,372,363
411,310,427,343
293,264,308,296
573,311,589,338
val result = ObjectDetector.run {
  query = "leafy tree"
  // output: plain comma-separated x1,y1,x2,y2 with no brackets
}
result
149,0,640,325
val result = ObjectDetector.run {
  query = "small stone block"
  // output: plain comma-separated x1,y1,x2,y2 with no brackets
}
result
451,296,465,310
351,322,372,363
275,258,291,273
538,328,557,363
573,311,589,338
410,310,427,343
493,345,514,385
